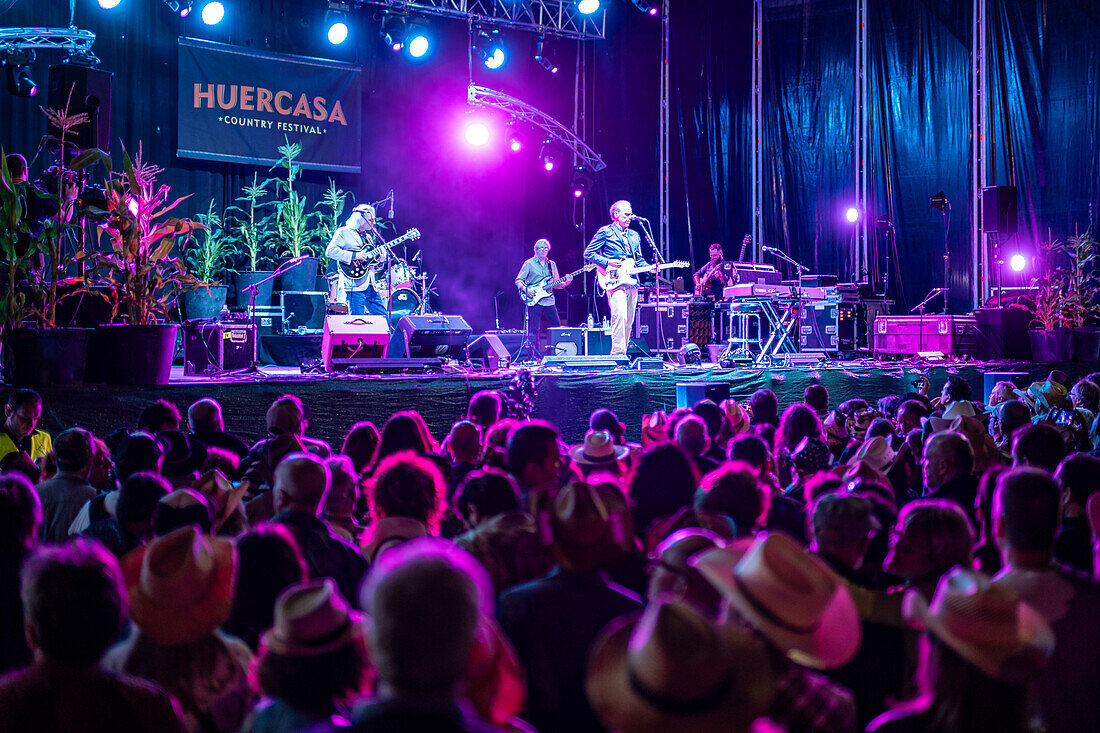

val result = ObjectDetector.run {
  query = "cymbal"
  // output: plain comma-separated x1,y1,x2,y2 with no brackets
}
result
45,137,81,159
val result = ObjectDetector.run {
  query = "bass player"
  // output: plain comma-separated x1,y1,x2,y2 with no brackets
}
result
584,200,647,356
515,238,572,356
325,203,388,316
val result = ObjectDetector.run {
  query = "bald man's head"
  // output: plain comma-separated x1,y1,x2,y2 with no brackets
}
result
273,452,331,515
675,414,710,457
187,397,223,433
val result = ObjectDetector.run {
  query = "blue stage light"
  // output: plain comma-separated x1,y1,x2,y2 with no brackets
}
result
200,2,224,25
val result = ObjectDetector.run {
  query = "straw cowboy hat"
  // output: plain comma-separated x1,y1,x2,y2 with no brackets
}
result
261,578,364,657
194,468,249,532
903,567,1054,682
569,430,630,466
691,532,861,670
926,400,981,433
587,599,775,733
845,408,882,443
848,436,897,473
1014,379,1069,416
823,411,849,441
720,399,751,435
121,525,237,646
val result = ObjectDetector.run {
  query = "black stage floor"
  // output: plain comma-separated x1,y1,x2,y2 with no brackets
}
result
31,358,1092,448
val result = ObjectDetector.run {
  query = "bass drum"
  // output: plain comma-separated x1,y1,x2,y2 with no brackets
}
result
388,288,421,328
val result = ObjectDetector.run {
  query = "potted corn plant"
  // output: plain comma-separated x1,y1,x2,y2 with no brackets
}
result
1062,230,1100,362
227,173,276,307
182,200,234,320
268,139,319,292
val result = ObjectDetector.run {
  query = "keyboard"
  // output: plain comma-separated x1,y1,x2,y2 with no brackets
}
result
723,284,829,301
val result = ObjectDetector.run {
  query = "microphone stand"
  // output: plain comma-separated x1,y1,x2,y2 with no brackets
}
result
762,246,808,275
236,254,309,375
369,222,394,332
911,287,947,353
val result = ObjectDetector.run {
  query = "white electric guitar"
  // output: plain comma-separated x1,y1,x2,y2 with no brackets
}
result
596,258,689,290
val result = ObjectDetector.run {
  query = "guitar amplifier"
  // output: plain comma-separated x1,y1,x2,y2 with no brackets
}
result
549,327,584,357
183,323,255,375
636,301,690,352
279,291,327,333
322,315,389,371
873,315,978,356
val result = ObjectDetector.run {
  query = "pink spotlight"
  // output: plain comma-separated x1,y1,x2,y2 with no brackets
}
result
544,159,555,172
509,138,522,152
647,6,658,15
465,122,490,147
845,207,859,223
1009,254,1027,272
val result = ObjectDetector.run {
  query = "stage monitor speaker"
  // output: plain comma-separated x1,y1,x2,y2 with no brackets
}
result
973,307,1031,360
322,315,389,371
280,291,326,333
549,327,583,357
675,382,731,409
47,64,113,151
397,315,472,359
468,334,510,370
981,186,1018,235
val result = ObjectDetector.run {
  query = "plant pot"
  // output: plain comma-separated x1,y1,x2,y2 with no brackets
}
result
275,257,319,293
234,270,275,307
3,328,93,387
182,285,228,321
1071,327,1100,363
88,323,179,385
1028,330,1074,363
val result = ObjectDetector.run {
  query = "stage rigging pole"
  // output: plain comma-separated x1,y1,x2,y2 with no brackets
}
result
751,0,763,260
855,0,870,282
658,0,670,262
973,0,990,307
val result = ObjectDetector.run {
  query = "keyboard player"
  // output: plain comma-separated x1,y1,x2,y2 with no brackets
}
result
693,242,738,298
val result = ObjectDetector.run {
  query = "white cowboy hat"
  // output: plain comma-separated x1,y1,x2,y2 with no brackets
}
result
569,430,630,466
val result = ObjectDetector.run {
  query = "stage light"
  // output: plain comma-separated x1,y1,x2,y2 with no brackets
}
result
578,0,600,14
474,30,507,69
929,190,949,212
509,138,522,152
3,51,37,98
534,37,559,74
406,32,430,58
539,142,560,172
327,20,349,45
381,15,406,51
178,1,193,17
571,168,593,199
98,0,122,9
631,0,653,13
845,207,859,223
1009,254,1027,272
465,122,490,147
200,1,224,25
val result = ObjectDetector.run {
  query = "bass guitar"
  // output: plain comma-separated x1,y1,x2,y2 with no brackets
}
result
339,228,421,279
596,258,688,290
520,263,595,306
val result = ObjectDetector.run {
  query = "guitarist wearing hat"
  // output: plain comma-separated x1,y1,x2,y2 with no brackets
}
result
516,238,572,356
325,203,388,316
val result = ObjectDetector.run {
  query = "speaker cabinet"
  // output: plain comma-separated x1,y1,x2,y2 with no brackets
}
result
47,64,113,151
468,334,510,370
973,307,1031,360
183,323,255,375
397,315,472,359
549,327,583,357
322,315,389,371
981,186,1018,236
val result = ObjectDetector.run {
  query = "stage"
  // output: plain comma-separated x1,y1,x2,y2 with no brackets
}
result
32,358,1088,449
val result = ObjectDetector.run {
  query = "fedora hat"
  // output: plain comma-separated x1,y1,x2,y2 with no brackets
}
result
587,599,775,733
903,567,1054,682
538,480,631,572
691,532,861,670
569,430,630,466
159,430,207,477
261,578,364,657
848,436,896,473
121,525,237,646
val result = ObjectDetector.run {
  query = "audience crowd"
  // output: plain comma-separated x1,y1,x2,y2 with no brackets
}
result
0,370,1099,732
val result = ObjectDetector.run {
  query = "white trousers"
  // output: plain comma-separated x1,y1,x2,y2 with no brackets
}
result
607,286,638,356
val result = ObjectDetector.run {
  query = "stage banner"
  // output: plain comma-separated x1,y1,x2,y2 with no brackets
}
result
177,37,361,172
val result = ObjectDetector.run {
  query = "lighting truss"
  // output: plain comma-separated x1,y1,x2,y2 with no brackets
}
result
468,84,606,171
0,27,99,65
355,0,605,41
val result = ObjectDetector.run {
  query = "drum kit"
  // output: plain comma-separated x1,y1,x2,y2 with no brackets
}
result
327,251,437,328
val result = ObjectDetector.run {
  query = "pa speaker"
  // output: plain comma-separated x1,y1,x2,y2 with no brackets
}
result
973,307,1031,360
47,64,113,151
468,334,510,370
397,315,472,359
981,186,1017,236
322,315,389,371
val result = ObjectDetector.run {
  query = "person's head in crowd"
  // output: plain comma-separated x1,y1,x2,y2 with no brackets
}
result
467,389,504,431
447,420,482,464
89,436,113,491
993,466,1061,564
187,397,225,434
974,465,1006,538
748,388,779,427
589,408,628,445
922,432,974,491
884,498,974,586
847,407,882,445
792,436,831,479
1069,378,1100,414
117,471,172,542
4,388,43,444
152,488,214,536
775,403,824,452
810,491,881,572
802,473,844,505
538,478,633,572
750,423,776,450
804,384,829,415
570,430,629,479
20,539,127,666
202,445,240,478
267,394,307,438
727,433,770,473
0,472,41,553
645,527,726,618
873,567,1053,731
692,400,727,449
866,417,896,443
484,418,518,453
823,410,851,456
1054,453,1100,516
454,469,520,529
1047,369,1071,390
359,538,488,700
226,524,308,649
377,410,434,461
675,414,710,458
991,400,1032,446
940,375,973,406
663,407,695,441
340,421,380,475
5,152,28,181
323,454,360,525
1011,423,1067,472
629,442,699,538
369,452,446,534
506,420,563,492
877,394,903,422
52,426,95,478
987,380,1018,407
694,462,769,538
1,452,40,484
158,430,207,487
254,578,368,715
113,430,165,484
838,397,870,417
137,399,181,433
273,452,331,516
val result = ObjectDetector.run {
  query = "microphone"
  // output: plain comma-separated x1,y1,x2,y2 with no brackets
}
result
630,214,648,221
412,250,422,262
388,190,394,219
761,245,776,252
